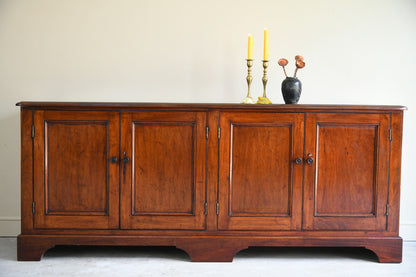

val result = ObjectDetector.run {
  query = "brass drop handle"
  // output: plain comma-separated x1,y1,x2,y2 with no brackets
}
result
295,158,303,165
110,156,118,164
306,157,314,165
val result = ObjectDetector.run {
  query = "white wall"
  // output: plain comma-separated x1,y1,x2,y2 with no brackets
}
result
0,0,415,239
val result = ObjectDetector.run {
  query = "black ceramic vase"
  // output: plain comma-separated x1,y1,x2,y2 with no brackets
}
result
281,77,302,104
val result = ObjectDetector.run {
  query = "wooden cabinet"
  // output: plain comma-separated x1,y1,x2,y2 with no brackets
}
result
17,103,405,263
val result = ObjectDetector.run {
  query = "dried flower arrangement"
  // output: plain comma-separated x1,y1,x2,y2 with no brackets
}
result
278,55,305,78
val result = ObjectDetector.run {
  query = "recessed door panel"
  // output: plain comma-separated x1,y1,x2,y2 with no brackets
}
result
315,123,377,216
34,111,119,229
132,123,194,215
230,124,291,216
218,112,304,231
303,113,390,230
46,121,108,215
121,112,206,230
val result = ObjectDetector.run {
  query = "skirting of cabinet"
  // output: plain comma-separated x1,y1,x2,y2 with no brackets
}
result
17,234,402,263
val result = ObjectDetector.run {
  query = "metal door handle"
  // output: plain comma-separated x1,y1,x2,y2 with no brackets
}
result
110,157,118,164
295,158,303,165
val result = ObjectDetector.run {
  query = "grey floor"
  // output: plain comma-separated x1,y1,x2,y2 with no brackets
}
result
0,238,415,277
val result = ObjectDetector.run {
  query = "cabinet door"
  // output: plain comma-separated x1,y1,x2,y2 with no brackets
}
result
121,112,206,230
303,113,390,230
218,112,304,231
33,111,119,229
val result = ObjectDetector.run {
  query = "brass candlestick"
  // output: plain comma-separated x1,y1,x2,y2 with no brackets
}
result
257,60,272,104
241,59,255,104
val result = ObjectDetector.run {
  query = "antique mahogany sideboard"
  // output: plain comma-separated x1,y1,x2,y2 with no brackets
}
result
16,102,405,262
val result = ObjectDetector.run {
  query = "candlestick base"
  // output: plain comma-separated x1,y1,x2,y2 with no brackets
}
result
241,96,255,104
256,96,272,104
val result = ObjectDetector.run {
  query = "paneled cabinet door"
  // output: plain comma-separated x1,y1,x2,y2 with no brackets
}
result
120,112,207,230
218,112,304,230
33,111,120,229
303,113,390,230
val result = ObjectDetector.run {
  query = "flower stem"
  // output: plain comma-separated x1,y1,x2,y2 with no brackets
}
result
294,67,298,77
283,67,288,77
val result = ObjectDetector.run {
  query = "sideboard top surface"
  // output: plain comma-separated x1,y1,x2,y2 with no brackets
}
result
16,102,407,112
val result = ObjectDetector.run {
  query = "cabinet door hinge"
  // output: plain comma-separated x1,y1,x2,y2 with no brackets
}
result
217,127,221,140
216,202,220,215
32,201,35,214
31,125,35,139
386,203,389,216
206,126,209,140
389,128,392,141
204,202,208,215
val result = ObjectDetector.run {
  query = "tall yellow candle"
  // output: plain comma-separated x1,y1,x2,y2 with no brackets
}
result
263,28,269,60
247,34,253,60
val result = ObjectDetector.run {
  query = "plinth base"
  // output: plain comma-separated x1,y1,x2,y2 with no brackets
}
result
17,235,402,263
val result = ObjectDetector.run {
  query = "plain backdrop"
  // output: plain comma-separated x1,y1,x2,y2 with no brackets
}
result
0,0,415,239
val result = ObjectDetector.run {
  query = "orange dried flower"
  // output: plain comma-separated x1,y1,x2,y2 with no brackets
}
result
278,58,289,66
295,55,304,61
296,60,305,69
